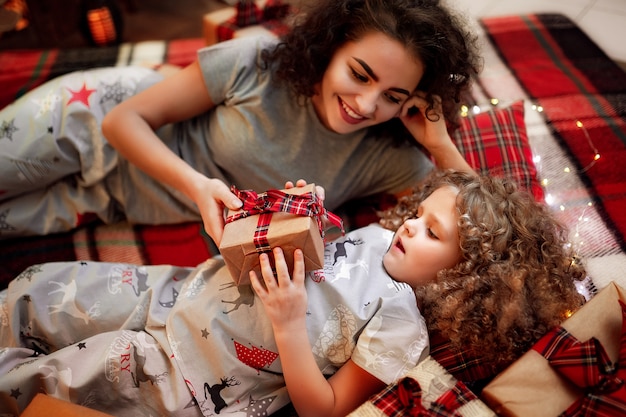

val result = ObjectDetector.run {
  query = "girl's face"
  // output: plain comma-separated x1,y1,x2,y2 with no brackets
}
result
383,185,462,288
311,31,424,134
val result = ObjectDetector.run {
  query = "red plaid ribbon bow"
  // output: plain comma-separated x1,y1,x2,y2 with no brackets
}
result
372,375,480,416
226,186,344,254
532,300,626,416
217,0,292,43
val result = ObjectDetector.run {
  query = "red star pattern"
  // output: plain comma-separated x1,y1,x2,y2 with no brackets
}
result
66,83,97,108
234,341,279,372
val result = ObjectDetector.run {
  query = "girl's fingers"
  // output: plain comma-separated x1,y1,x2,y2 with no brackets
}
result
291,249,305,286
252,248,302,293
258,252,277,287
271,247,292,286
249,270,266,295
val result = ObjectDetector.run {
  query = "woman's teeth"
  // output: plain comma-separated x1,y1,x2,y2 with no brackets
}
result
342,100,363,119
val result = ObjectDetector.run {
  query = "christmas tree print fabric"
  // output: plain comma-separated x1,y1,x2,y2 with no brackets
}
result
0,224,427,416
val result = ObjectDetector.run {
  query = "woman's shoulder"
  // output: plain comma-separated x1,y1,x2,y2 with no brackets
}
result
198,35,278,58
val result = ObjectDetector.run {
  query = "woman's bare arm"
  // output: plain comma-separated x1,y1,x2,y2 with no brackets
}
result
101,61,242,244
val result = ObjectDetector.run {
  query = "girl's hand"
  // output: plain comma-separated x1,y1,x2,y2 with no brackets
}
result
250,247,308,333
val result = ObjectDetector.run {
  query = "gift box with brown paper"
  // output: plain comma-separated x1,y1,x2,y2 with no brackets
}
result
203,0,294,46
481,281,626,416
219,184,343,285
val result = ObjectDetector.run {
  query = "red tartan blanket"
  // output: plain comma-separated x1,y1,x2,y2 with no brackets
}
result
1,14,625,295
481,14,626,253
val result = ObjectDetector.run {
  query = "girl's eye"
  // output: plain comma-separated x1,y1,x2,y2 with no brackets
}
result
427,228,439,240
350,68,368,83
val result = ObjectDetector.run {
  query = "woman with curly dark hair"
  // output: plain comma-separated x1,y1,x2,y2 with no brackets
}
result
0,0,480,246
379,169,586,388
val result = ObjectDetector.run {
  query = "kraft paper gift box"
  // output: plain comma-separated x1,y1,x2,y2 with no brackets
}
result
203,0,294,46
481,281,626,416
219,184,342,285
348,356,496,417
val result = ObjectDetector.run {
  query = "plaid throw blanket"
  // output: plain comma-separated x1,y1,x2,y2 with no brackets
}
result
1,14,625,292
481,14,626,250
478,14,626,291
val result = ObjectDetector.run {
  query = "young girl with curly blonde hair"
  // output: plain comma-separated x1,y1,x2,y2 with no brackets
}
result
0,171,584,416
380,169,586,387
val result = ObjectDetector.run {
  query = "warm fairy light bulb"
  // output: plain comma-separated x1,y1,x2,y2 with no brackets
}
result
576,120,583,128
490,98,499,105
564,167,571,173
472,105,481,114
594,153,601,161
560,205,565,211
541,178,549,186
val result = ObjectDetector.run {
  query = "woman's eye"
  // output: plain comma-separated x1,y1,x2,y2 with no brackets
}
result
350,68,368,83
384,93,401,104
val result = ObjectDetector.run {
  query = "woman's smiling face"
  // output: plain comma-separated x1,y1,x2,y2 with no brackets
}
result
311,31,425,134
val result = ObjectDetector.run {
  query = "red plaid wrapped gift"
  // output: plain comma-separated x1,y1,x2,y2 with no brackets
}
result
481,281,626,416
348,356,496,417
218,184,343,285
203,0,294,46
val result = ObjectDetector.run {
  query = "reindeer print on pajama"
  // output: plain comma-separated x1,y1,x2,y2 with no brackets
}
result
0,225,428,416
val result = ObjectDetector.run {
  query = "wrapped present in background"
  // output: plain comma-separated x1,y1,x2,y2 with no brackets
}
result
219,184,343,285
348,356,496,417
481,281,626,416
203,0,294,46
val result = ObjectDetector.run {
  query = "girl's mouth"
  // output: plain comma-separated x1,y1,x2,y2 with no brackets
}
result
395,239,405,253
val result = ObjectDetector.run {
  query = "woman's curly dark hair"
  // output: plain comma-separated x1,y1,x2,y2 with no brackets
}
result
260,0,481,139
379,170,586,374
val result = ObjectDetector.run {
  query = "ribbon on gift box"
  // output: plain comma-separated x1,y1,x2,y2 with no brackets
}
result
371,374,483,416
217,0,293,43
226,186,344,254
532,300,626,416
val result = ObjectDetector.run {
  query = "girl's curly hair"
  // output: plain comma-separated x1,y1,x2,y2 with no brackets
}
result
379,170,586,373
260,0,481,138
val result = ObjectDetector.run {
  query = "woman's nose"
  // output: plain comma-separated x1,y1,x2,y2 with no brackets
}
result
354,91,378,116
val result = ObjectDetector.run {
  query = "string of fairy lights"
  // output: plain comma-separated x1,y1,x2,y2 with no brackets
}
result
458,100,603,275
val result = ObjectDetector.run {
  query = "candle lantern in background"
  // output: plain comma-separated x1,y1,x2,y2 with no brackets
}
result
82,0,123,46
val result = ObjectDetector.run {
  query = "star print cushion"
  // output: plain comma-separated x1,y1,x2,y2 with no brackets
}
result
0,66,163,237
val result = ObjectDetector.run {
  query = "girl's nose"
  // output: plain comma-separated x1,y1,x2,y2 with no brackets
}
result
403,218,419,236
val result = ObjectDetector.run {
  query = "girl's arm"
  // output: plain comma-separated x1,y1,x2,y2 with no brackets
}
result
101,61,243,244
399,94,476,175
250,248,386,417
